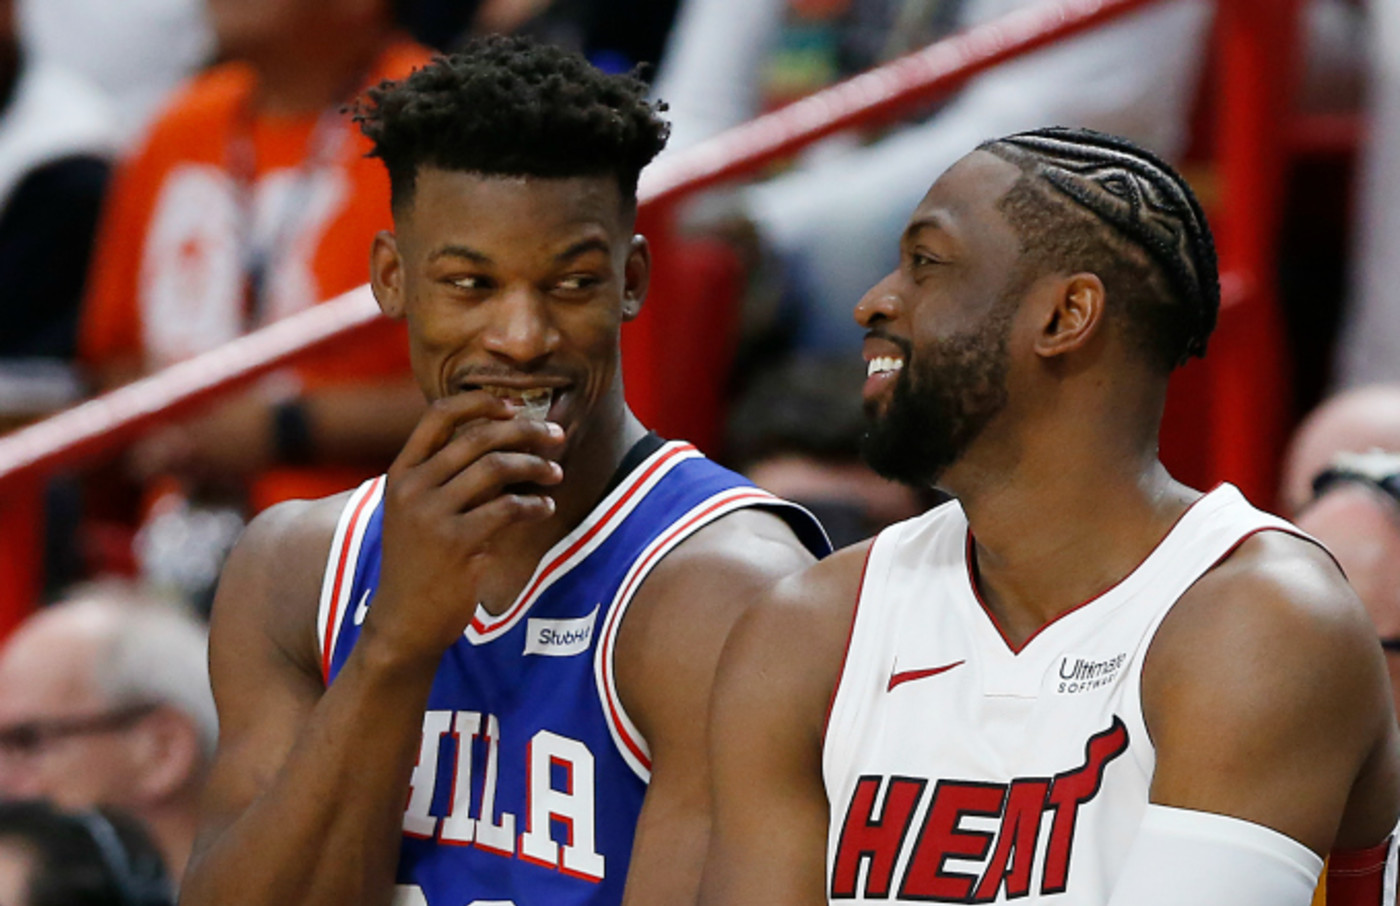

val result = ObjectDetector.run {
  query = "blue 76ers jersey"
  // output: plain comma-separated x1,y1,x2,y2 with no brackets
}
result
317,439,830,906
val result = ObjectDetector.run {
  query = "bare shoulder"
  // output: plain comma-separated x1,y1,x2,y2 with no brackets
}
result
1145,530,1400,852
737,538,875,649
219,492,348,588
627,505,858,660
768,534,875,611
210,492,351,690
192,491,359,861
717,541,876,740
1152,530,1378,694
621,508,822,655
654,506,821,588
1190,529,1357,611
614,508,825,739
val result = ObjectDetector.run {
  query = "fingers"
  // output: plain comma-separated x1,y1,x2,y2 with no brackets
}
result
417,416,565,489
391,392,514,471
373,392,569,655
452,492,558,543
438,451,563,513
384,391,567,524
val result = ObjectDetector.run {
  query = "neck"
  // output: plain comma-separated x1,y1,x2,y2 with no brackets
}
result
549,399,648,535
475,390,646,617
250,30,390,116
946,399,1195,647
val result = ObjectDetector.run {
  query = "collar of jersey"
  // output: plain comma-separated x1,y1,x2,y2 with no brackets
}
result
960,483,1239,658
462,440,703,645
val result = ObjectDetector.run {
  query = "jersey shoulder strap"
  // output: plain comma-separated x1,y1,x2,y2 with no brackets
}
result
315,475,385,682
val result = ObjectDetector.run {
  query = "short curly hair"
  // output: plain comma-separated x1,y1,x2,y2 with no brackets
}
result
354,35,670,214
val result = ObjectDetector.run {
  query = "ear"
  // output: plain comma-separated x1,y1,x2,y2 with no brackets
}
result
370,230,406,320
1033,273,1106,360
128,707,203,804
622,235,651,322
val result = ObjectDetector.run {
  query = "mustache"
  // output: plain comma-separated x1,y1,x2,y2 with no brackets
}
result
449,366,576,390
864,328,913,360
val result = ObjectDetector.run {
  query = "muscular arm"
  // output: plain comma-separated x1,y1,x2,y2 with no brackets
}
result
1141,533,1400,856
696,543,871,906
181,394,565,906
180,497,438,906
614,509,820,906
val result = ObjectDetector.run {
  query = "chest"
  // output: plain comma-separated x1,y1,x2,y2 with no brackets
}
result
340,538,649,904
822,543,1162,903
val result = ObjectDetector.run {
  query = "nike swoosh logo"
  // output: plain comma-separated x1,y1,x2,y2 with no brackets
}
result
353,589,372,626
887,660,965,692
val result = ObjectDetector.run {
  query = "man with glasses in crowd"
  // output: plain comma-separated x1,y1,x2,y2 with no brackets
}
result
1284,384,1400,721
0,582,216,884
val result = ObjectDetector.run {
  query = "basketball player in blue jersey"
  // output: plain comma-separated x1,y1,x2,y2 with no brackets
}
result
698,129,1400,905
179,37,829,906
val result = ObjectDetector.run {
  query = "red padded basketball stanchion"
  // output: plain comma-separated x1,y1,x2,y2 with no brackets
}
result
1211,0,1304,508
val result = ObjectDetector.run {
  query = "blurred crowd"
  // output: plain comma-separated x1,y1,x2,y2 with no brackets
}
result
0,0,1397,899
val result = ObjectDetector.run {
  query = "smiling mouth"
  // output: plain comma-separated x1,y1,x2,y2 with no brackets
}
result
867,356,905,378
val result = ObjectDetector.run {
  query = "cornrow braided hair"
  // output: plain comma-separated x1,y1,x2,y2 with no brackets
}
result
353,35,670,213
979,127,1220,370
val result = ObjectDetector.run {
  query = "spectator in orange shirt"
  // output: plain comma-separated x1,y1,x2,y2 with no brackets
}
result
79,0,431,519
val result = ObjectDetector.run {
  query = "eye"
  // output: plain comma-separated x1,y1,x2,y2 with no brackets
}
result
450,275,493,292
554,274,601,294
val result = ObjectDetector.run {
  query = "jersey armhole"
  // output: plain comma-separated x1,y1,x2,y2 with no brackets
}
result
1127,523,1337,765
592,488,793,782
823,542,877,738
315,476,384,682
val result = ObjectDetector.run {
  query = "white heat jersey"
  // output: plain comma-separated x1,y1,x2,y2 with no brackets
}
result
823,483,1299,904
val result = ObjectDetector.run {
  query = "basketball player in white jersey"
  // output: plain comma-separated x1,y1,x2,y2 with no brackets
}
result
698,128,1400,905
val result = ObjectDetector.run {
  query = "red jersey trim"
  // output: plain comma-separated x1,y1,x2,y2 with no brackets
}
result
823,541,877,737
966,486,1220,656
1202,525,1316,574
465,442,700,644
318,475,385,681
594,487,783,781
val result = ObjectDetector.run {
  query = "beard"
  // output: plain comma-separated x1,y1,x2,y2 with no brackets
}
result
860,302,1014,488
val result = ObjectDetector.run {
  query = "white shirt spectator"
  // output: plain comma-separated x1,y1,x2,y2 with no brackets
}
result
17,0,211,148
1340,0,1400,387
0,57,115,210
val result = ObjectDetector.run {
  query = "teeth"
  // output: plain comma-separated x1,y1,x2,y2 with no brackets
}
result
867,356,905,378
518,389,552,420
481,386,554,419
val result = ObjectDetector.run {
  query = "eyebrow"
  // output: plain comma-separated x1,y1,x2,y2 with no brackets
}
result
554,237,612,262
428,244,492,265
903,214,952,244
425,237,612,266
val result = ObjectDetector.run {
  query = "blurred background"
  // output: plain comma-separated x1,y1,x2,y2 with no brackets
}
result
0,0,1397,897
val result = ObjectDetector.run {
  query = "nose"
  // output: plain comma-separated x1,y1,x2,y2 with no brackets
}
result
854,271,901,329
481,287,561,366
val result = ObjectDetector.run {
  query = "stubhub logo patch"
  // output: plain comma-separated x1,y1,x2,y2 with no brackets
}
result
524,606,600,657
